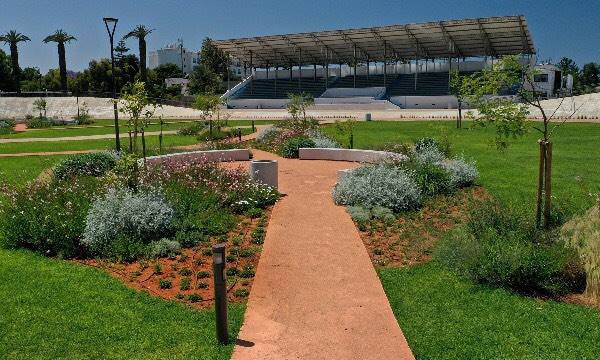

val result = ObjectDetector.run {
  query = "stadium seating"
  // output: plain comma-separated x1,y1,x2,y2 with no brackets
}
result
234,78,331,99
328,74,397,89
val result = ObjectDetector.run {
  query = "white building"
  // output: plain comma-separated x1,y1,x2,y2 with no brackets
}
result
528,64,573,97
149,43,200,75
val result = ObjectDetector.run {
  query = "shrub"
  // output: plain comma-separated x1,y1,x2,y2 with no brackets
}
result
25,116,54,129
187,293,202,302
436,203,584,296
255,126,280,144
53,152,118,180
439,157,478,189
179,277,191,291
561,204,600,303
82,188,175,258
177,121,205,136
0,177,103,258
0,119,15,135
412,140,446,164
306,130,339,148
406,160,452,197
159,279,172,289
234,288,249,298
239,265,255,278
226,267,240,276
371,206,395,223
333,163,421,212
179,268,193,276
414,137,440,153
197,270,210,279
346,206,371,230
281,136,315,158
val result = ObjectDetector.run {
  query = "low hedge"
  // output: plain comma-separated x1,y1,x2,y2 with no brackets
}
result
54,152,118,180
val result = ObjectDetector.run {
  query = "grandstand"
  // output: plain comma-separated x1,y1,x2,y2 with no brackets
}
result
214,15,536,109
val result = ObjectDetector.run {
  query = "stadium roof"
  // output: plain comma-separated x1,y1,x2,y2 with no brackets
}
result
213,15,535,67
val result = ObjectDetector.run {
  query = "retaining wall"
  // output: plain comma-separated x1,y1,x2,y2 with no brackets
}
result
298,148,406,163
143,149,250,167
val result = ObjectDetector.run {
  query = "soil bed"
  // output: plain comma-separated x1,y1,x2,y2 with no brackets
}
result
79,207,272,309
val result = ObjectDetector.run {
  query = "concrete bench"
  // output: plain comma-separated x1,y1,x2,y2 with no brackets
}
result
298,148,407,163
143,149,250,166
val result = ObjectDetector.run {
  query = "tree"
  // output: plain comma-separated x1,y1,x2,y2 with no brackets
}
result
199,37,229,78
580,62,600,91
188,63,222,94
114,39,129,61
461,55,578,228
124,25,153,83
285,93,316,131
193,94,223,138
449,70,465,128
119,81,159,158
0,49,13,91
43,30,76,92
557,57,580,92
0,30,31,93
20,67,43,91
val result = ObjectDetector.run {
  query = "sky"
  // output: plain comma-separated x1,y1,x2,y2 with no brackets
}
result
1,0,598,73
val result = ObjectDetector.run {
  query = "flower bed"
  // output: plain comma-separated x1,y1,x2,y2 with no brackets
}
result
0,152,279,307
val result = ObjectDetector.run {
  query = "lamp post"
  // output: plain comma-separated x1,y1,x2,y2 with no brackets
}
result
212,243,228,344
103,17,121,152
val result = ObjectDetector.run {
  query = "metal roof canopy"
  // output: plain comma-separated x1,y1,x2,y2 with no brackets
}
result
213,15,535,68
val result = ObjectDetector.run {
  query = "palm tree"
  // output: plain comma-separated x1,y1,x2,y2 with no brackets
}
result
0,30,30,93
43,30,76,92
124,25,153,83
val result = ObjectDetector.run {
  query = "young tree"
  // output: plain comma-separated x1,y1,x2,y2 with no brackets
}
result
0,49,12,91
449,69,465,128
286,93,316,131
199,37,229,78
119,81,159,158
462,55,578,228
43,30,76,92
0,30,31,93
33,98,47,118
188,64,222,94
193,94,223,138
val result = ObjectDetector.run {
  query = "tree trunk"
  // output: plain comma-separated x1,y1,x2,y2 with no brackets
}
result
543,142,553,228
139,38,147,83
457,101,462,129
10,43,20,93
141,129,147,163
58,42,67,92
536,140,545,227
535,140,554,228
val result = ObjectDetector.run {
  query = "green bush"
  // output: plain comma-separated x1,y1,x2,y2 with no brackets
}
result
281,136,315,158
0,119,15,135
0,177,103,258
25,116,54,129
177,122,205,136
436,203,584,296
53,152,118,180
346,206,371,231
404,160,452,197
148,239,181,258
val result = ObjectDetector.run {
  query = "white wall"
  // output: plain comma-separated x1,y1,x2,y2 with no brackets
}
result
389,95,459,109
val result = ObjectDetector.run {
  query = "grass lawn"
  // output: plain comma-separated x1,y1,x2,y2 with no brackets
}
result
0,249,243,359
0,155,67,185
380,263,600,359
1,119,272,139
323,121,600,213
0,133,199,154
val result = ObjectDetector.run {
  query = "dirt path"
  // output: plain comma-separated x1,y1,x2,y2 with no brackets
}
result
230,150,414,359
0,130,179,143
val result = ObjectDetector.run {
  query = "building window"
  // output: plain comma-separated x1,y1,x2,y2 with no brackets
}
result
534,74,548,83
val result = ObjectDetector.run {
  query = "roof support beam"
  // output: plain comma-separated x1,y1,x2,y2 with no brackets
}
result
476,19,497,57
231,41,268,67
370,29,401,61
281,35,320,64
404,25,430,57
517,16,533,54
337,30,369,61
439,21,463,58
308,33,345,64
255,38,295,67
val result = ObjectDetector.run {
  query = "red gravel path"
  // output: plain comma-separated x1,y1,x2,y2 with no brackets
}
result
231,150,414,359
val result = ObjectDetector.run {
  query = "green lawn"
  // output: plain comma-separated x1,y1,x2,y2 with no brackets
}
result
1,119,272,139
0,249,243,359
0,156,66,185
0,133,199,154
323,120,600,358
323,121,600,213
380,263,600,359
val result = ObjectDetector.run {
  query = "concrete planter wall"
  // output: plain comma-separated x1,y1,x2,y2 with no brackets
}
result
298,148,407,163
143,149,250,167
250,160,278,189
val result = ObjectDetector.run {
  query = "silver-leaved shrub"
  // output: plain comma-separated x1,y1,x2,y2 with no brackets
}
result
333,163,422,212
255,126,280,144
82,188,175,255
440,157,479,188
306,130,339,148
148,238,181,258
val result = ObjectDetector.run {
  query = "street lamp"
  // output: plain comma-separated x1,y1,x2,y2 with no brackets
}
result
103,17,121,152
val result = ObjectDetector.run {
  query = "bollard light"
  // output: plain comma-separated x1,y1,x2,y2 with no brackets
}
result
212,243,228,344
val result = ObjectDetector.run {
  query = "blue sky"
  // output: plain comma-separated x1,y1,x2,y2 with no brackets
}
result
1,0,598,72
